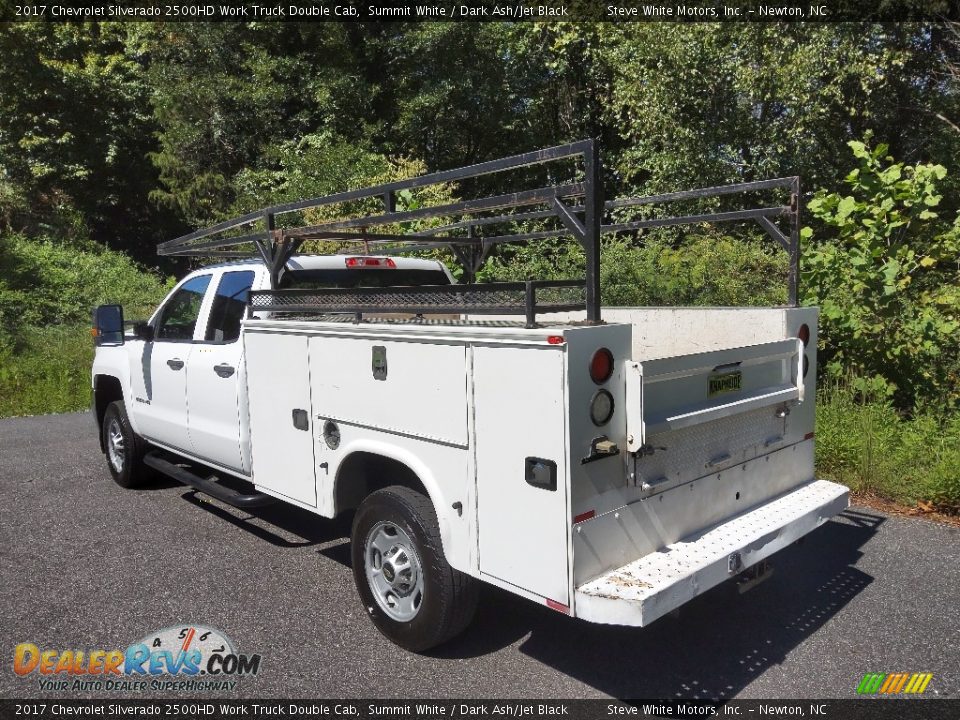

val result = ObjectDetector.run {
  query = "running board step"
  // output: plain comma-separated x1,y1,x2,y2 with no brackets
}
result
144,452,275,509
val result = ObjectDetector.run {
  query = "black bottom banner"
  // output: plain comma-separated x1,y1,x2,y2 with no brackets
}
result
1,699,958,720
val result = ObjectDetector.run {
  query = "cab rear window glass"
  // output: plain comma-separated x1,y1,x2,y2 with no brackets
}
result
206,270,255,343
281,268,450,289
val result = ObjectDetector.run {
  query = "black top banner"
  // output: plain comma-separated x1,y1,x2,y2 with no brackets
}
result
2,0,959,23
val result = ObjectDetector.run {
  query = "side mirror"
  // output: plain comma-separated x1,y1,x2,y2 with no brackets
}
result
92,305,124,346
133,322,154,342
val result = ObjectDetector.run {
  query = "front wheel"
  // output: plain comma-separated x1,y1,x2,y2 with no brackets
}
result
351,486,478,652
101,400,150,488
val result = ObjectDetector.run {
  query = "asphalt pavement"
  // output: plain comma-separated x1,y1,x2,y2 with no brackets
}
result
1,411,957,700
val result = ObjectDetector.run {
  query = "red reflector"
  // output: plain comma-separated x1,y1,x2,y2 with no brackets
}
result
573,510,595,524
590,348,614,384
344,257,396,268
804,431,815,441
545,598,570,614
547,335,565,345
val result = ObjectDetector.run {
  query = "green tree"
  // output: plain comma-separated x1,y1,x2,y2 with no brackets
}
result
381,23,547,169
228,132,458,264
145,23,377,228
601,24,959,197
0,23,163,251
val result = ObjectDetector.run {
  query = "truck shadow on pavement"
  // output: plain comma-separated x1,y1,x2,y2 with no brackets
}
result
176,486,881,700
435,509,883,700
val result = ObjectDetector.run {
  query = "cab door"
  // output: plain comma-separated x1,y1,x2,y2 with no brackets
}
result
186,269,258,472
130,274,212,452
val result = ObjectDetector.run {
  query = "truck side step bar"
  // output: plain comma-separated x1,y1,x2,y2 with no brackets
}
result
143,451,276,509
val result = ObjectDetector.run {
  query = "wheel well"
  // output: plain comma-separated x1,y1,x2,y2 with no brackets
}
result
93,375,123,451
334,452,429,516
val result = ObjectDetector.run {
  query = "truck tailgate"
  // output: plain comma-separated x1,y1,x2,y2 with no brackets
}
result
575,479,849,626
625,338,803,451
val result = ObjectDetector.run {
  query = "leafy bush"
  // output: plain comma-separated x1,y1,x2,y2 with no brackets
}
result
230,134,461,268
0,235,171,418
604,234,788,306
481,233,788,307
802,138,960,412
0,233,172,335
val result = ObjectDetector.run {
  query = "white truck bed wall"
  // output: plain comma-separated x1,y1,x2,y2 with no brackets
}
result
483,306,809,358
241,306,820,616
477,306,818,459
242,321,579,591
565,307,821,596
245,332,318,507
472,342,570,605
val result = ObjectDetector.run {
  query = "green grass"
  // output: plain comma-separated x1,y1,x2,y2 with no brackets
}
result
815,382,960,512
0,325,94,417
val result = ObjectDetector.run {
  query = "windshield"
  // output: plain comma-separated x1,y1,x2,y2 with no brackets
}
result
281,268,450,290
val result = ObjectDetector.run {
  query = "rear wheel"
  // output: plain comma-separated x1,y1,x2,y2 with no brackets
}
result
102,401,150,488
351,486,478,652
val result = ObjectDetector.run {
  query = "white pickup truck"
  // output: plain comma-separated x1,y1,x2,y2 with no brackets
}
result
91,141,849,651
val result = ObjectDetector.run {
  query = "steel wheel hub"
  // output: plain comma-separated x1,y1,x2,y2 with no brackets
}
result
107,418,125,473
365,521,424,622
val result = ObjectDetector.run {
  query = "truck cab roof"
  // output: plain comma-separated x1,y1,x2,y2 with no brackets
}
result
182,254,455,288
194,253,450,274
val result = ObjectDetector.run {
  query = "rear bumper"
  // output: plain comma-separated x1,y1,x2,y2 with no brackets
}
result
574,479,849,626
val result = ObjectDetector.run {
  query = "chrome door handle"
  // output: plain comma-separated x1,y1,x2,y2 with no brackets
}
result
214,363,235,378
166,358,184,371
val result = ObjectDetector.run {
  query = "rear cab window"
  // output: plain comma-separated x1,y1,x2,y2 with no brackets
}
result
206,270,256,343
280,267,451,290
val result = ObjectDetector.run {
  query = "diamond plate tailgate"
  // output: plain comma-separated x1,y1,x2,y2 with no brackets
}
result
574,479,849,626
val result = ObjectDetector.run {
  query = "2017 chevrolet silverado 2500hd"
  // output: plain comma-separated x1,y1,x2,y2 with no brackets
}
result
91,140,848,651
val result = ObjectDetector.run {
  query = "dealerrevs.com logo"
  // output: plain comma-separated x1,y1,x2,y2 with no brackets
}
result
13,625,261,692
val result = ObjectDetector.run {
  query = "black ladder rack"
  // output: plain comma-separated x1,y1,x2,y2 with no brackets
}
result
157,138,801,325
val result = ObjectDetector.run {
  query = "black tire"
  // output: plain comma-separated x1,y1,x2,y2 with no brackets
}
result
101,400,150,488
351,486,478,652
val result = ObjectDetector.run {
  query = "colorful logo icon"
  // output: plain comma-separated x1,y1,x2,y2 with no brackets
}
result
13,624,260,691
857,673,933,695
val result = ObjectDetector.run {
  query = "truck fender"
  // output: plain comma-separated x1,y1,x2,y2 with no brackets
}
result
91,348,139,438
333,439,469,575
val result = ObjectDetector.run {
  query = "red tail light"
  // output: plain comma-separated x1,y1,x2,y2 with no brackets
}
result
344,257,396,268
589,348,614,384
798,323,810,346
